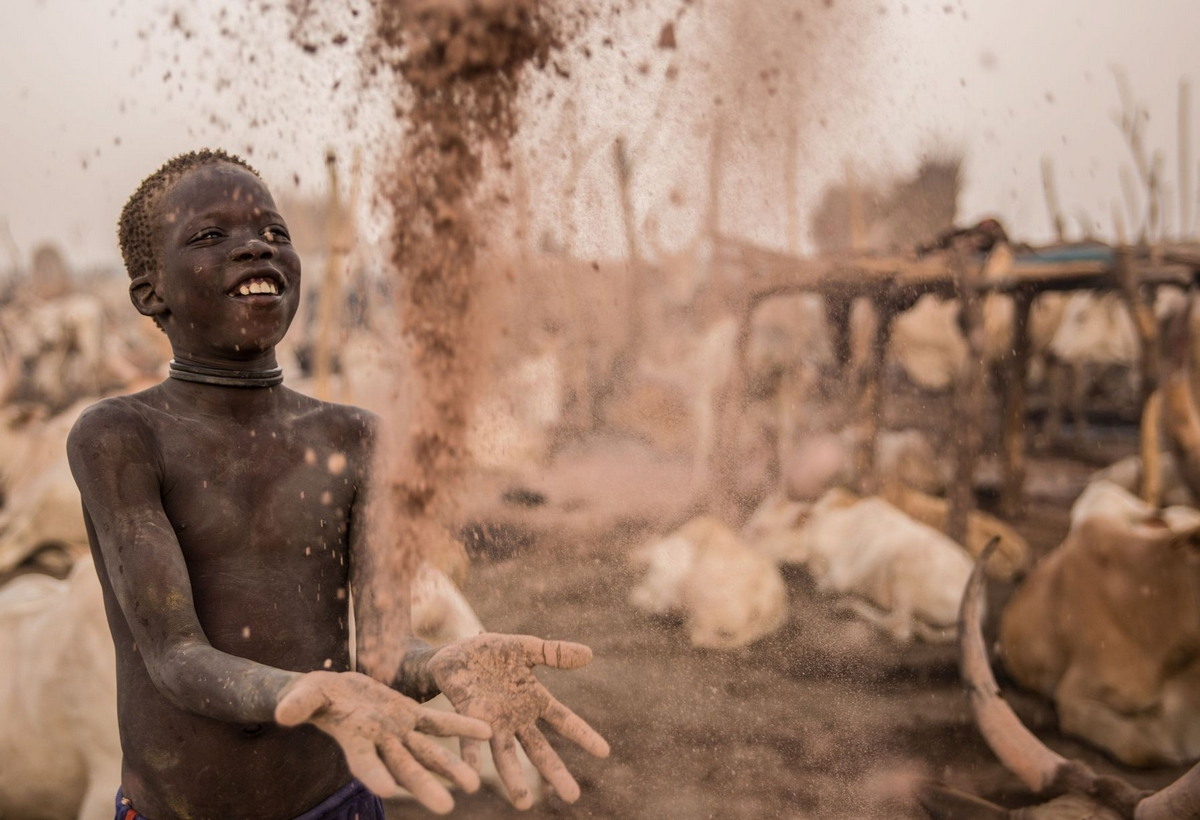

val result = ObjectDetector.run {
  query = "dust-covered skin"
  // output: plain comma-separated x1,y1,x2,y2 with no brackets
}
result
429,633,612,809
67,161,495,818
69,158,609,818
275,670,490,812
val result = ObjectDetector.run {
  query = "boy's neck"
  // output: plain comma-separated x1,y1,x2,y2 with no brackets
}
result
169,359,284,388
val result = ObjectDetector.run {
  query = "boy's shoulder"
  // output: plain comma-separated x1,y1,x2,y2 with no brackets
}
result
282,387,379,436
65,390,164,468
68,391,156,439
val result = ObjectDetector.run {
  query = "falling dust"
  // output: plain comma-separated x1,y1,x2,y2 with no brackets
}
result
351,0,573,680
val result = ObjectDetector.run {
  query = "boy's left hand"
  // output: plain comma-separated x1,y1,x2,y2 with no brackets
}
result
428,633,611,809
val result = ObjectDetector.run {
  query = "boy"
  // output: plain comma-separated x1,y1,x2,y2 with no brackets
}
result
67,150,608,819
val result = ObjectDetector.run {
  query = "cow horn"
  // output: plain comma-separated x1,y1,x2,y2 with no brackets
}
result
1134,762,1200,819
1162,295,1200,505
959,538,1147,814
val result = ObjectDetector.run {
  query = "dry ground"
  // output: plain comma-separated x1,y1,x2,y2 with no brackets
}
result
383,419,1192,820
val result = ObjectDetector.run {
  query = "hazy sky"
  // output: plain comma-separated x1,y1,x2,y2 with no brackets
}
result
1,0,1198,271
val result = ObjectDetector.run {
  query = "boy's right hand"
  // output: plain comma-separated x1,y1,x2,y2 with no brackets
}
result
275,670,492,814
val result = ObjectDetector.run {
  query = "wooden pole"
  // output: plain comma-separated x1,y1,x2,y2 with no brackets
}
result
312,150,353,401
1000,288,1034,519
785,119,800,255
948,247,984,545
1114,247,1162,505
1041,156,1067,243
706,114,724,244
708,300,754,524
855,297,896,495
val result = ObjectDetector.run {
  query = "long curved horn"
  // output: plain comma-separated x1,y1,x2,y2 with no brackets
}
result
1161,295,1200,502
959,539,1146,813
1134,762,1200,819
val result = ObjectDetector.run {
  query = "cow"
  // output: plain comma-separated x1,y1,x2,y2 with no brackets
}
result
742,487,975,643
0,458,90,580
0,557,119,820
781,428,947,500
1090,451,1194,507
0,556,526,818
917,543,1200,819
629,515,788,649
998,479,1200,767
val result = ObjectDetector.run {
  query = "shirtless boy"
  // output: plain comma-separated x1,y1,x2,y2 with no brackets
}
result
67,149,608,819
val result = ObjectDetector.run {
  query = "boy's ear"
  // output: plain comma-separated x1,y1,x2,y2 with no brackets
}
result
129,273,168,318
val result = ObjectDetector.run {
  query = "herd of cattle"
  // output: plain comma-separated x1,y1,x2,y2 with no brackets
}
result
3,236,1200,818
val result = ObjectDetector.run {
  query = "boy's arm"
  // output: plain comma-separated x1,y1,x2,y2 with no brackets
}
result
67,402,489,810
67,402,293,722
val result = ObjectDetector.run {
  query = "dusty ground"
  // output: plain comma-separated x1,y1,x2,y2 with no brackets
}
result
381,414,1192,820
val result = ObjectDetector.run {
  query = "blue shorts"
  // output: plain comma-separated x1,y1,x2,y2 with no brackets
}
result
114,780,386,820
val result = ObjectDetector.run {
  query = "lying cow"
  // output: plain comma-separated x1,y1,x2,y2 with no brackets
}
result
918,543,1200,819
629,516,788,649
0,557,525,819
743,488,974,642
999,479,1200,766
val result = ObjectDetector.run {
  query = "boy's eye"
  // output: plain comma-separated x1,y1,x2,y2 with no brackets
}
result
263,226,291,243
190,228,224,243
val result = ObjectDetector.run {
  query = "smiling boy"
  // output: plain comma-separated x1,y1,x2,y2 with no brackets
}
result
67,149,608,819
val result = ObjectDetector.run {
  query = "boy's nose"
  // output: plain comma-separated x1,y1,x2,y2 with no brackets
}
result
229,237,275,262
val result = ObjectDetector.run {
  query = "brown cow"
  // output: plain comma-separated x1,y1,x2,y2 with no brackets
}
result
993,293,1200,768
918,543,1200,819
997,478,1200,767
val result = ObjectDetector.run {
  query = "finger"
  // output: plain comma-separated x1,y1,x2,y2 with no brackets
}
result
414,707,492,741
342,738,401,799
406,731,482,794
491,732,535,810
273,681,330,727
379,736,455,815
516,636,593,670
517,724,580,803
542,698,611,758
460,736,484,773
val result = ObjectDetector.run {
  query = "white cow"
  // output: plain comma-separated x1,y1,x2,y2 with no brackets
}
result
744,487,975,642
630,516,788,649
0,556,529,817
0,459,90,577
0,557,119,820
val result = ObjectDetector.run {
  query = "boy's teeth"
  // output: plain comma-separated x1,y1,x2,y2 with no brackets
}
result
235,279,279,296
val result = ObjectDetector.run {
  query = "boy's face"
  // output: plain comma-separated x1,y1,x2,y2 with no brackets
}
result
150,162,301,362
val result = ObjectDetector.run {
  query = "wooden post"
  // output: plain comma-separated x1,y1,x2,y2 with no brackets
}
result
1041,157,1067,243
312,150,355,401
785,119,799,254
1115,247,1162,505
1000,288,1034,519
854,295,896,495
1180,79,1193,239
823,293,853,377
707,300,754,524
706,115,724,244
948,248,984,545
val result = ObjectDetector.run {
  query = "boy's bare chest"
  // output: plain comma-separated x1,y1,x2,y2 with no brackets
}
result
150,412,360,562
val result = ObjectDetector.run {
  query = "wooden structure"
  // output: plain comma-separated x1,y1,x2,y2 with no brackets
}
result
706,236,1200,527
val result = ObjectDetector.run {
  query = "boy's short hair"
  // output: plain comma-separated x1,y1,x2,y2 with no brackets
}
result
118,149,260,282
